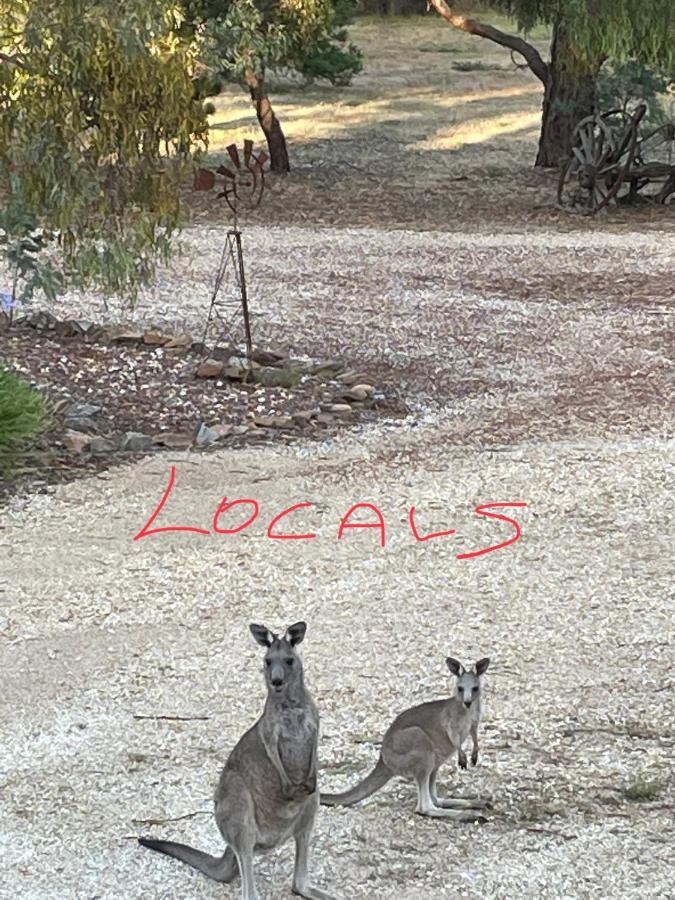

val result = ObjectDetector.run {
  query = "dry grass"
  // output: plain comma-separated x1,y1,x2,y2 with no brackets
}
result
195,15,557,229
192,14,672,232
207,14,550,152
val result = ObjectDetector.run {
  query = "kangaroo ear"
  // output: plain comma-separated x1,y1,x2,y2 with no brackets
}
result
284,621,307,646
475,657,490,676
250,623,274,647
446,657,464,677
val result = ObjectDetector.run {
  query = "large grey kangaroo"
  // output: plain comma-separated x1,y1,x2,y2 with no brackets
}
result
321,656,490,822
139,621,335,900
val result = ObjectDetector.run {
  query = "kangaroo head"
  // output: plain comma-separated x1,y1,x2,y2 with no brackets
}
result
250,621,306,696
446,656,490,709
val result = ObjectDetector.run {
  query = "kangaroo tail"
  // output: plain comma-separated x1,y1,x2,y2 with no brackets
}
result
320,757,391,807
138,837,236,883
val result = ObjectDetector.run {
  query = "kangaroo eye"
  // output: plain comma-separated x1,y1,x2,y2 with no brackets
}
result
472,685,479,693
265,659,272,667
285,658,294,666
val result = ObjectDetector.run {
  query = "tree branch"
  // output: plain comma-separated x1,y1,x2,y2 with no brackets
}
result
0,52,29,71
427,0,549,85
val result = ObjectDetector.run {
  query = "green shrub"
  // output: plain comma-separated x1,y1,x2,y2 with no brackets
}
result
300,38,363,86
623,779,663,803
0,368,44,473
598,61,674,127
300,0,364,86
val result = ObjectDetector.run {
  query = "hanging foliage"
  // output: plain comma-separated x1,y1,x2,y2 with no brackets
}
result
0,0,209,304
428,0,674,167
190,0,361,85
186,0,362,171
490,0,674,70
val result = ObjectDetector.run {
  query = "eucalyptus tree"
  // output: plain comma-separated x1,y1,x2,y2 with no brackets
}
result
0,0,209,305
428,0,675,166
189,0,362,172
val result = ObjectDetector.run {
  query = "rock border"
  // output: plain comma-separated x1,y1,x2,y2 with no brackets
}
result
6,311,384,458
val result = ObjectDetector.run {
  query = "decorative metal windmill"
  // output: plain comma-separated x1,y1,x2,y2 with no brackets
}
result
194,140,268,359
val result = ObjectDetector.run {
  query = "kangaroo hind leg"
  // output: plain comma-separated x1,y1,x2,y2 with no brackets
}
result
428,768,490,811
416,771,488,822
291,799,336,900
216,778,260,900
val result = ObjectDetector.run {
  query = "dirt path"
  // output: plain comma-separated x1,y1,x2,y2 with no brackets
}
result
1,224,674,899
29,225,674,442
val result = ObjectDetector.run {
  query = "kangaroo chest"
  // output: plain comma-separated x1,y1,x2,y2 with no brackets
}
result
445,705,473,748
277,707,317,780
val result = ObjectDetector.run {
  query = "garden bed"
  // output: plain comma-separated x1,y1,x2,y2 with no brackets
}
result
0,314,401,504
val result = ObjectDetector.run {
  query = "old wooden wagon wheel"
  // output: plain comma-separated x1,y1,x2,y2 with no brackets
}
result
558,105,647,213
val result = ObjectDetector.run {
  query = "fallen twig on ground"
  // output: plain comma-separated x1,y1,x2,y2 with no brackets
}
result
132,714,210,722
131,809,211,826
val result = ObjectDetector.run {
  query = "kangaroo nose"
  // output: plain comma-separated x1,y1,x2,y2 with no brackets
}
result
464,700,472,708
272,677,283,687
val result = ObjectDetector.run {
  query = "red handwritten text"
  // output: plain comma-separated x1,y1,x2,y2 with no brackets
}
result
133,466,527,559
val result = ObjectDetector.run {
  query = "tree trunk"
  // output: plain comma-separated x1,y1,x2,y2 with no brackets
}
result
427,1,603,169
244,70,290,174
535,25,599,168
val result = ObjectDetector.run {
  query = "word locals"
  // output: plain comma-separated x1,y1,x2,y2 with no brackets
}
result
133,466,527,560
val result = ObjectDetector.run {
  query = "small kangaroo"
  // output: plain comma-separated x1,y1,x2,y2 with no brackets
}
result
321,656,490,822
450,657,485,770
139,621,335,900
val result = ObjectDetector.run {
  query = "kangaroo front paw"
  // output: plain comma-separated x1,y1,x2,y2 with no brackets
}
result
458,750,468,770
471,749,478,766
283,781,315,802
296,783,315,799
302,776,317,795
281,781,298,801
293,884,336,900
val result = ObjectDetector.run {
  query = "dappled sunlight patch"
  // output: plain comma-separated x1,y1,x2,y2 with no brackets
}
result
206,82,542,153
417,110,542,151
210,86,541,150
430,84,541,107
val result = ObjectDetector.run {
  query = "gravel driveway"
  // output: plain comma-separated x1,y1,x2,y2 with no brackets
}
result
1,225,673,899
